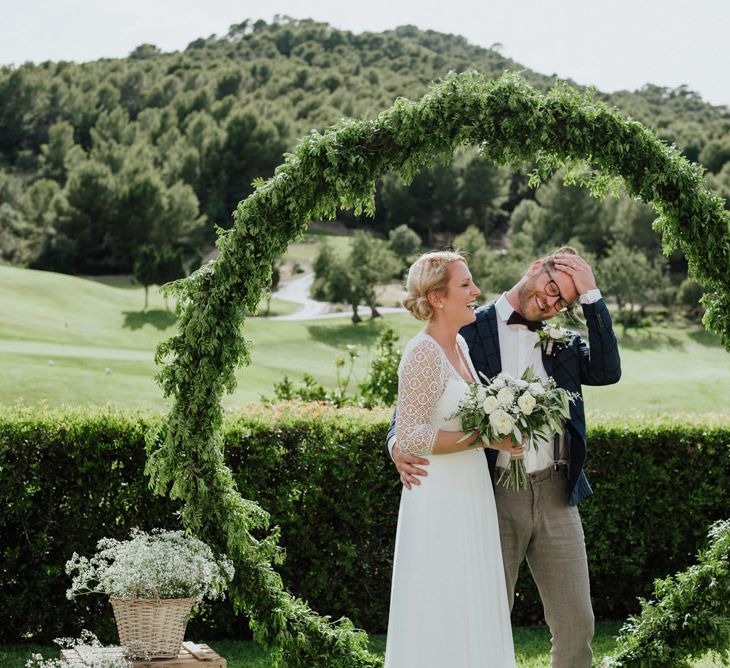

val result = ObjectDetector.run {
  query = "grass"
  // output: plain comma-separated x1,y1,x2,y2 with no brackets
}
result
2,624,726,667
280,230,353,267
2,264,730,414
582,321,730,416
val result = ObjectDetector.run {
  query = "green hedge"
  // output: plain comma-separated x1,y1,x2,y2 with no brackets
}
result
1,405,728,643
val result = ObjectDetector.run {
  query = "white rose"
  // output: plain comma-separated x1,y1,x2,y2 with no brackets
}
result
514,378,528,389
489,409,515,435
496,387,515,407
482,395,500,414
528,382,545,397
517,392,537,415
492,375,506,389
547,325,568,340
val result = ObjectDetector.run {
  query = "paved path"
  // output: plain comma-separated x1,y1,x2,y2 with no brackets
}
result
271,273,330,320
271,273,405,321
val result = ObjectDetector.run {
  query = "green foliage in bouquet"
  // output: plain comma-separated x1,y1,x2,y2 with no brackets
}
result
145,71,730,666
605,519,730,667
454,367,575,490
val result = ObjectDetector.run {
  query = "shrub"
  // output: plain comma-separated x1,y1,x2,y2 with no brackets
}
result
264,325,401,408
676,278,705,320
358,326,401,408
605,519,730,667
0,408,181,643
1,407,728,643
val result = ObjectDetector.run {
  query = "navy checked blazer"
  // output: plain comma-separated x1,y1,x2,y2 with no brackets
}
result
388,298,622,506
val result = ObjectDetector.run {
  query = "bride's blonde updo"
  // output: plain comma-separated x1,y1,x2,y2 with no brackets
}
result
403,251,467,321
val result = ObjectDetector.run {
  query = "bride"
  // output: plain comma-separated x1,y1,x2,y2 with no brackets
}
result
384,251,520,668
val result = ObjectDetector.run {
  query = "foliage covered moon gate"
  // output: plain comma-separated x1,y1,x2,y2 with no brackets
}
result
145,72,730,666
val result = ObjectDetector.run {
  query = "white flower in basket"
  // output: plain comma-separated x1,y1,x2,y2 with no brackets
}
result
65,529,234,659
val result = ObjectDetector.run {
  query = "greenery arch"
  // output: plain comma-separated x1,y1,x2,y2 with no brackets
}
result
145,71,730,666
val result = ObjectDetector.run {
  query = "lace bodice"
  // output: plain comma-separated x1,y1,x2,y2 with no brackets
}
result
396,332,479,455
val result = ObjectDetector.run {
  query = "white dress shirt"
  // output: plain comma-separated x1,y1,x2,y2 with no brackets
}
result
495,290,601,472
494,294,554,472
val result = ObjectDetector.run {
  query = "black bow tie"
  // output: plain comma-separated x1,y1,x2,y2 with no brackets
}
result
506,311,544,331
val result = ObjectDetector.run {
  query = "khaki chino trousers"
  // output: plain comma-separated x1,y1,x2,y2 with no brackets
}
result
494,466,594,668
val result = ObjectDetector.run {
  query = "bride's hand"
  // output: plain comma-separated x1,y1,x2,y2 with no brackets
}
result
485,435,526,459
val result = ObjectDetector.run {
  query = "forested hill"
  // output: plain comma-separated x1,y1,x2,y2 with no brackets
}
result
1,16,728,275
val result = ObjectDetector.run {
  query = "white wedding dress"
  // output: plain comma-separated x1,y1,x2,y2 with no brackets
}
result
384,332,515,668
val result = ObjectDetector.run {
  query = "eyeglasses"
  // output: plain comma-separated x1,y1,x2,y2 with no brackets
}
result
543,268,571,312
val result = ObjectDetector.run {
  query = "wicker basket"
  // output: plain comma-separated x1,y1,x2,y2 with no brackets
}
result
110,595,196,659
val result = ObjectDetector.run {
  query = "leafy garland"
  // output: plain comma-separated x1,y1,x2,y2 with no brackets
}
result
145,71,730,666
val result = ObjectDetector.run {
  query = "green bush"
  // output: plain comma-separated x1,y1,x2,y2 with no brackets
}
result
676,278,705,320
264,325,401,408
1,407,728,643
0,408,180,643
606,519,730,667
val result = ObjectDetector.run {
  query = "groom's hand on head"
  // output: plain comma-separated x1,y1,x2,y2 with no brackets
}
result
553,253,597,297
392,445,429,489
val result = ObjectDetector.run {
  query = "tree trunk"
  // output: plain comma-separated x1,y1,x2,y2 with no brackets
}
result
351,302,362,323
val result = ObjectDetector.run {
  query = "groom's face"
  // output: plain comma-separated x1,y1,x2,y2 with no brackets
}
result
518,261,579,321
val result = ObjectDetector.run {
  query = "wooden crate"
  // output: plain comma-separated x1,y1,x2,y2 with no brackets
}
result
61,642,226,667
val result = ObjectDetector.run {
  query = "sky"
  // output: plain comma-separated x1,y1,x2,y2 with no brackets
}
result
2,0,729,107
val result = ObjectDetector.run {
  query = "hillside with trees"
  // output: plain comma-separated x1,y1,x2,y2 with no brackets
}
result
0,15,728,296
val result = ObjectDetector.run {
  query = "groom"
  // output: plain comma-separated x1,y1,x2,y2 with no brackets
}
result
387,246,621,668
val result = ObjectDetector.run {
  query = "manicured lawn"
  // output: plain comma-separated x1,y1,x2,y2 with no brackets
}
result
2,624,726,667
582,322,730,415
3,264,730,414
282,230,353,266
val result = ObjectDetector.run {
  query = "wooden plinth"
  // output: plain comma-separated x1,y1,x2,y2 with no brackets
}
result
61,642,226,667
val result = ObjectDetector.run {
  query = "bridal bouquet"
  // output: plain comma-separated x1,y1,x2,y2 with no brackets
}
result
453,367,577,490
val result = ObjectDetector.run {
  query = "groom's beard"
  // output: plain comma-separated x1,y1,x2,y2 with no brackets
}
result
518,274,555,322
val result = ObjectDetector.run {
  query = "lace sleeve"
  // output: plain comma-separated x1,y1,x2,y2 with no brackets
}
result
396,337,446,455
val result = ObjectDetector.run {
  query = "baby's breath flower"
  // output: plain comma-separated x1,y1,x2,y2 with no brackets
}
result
26,632,132,668
66,529,234,604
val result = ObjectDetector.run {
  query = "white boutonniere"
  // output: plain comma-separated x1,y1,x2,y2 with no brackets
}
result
535,324,572,356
